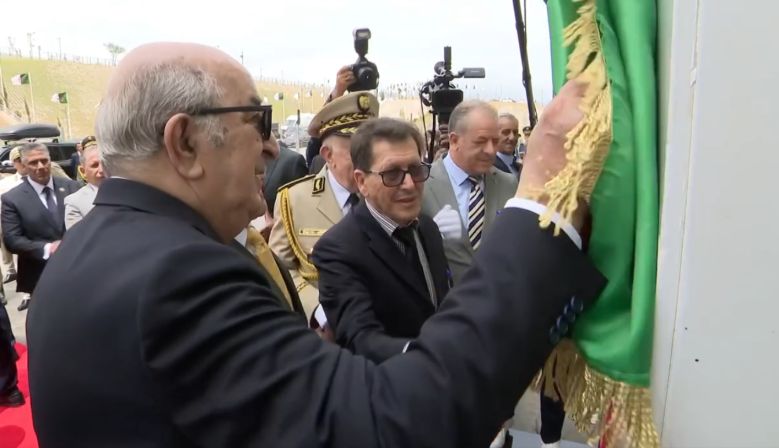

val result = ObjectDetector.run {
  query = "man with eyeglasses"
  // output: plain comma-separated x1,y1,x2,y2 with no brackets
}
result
312,118,451,363
26,42,605,448
269,91,379,327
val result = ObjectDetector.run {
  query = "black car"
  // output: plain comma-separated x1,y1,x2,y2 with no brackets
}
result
0,123,79,178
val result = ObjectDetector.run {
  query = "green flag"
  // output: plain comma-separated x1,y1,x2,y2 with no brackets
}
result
51,92,68,104
536,0,659,446
11,73,30,85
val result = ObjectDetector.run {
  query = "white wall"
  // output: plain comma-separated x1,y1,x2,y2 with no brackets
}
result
653,1,779,446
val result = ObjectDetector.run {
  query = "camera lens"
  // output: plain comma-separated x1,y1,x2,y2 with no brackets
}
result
356,67,376,86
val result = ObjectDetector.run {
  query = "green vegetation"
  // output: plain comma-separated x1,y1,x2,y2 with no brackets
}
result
0,57,327,138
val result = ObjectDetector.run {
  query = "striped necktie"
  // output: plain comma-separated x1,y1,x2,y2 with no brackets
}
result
467,176,485,250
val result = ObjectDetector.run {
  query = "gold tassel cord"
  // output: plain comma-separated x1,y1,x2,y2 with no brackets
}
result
533,340,659,448
278,188,319,282
536,0,613,236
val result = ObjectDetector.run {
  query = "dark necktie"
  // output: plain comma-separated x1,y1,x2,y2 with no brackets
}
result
43,186,61,226
393,225,425,284
346,193,360,210
467,176,485,250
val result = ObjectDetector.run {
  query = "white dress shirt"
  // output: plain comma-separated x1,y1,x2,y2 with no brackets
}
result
443,155,485,226
327,169,356,215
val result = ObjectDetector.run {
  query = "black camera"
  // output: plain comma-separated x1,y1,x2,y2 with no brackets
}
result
349,28,379,92
419,46,485,160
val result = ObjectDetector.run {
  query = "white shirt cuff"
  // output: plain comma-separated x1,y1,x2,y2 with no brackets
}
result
504,198,582,250
313,304,328,329
43,243,52,260
402,341,410,353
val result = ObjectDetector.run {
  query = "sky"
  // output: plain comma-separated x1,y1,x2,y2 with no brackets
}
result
0,0,556,103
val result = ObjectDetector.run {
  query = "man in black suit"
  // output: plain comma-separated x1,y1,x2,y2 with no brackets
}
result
313,118,452,363
262,144,307,216
1,143,80,311
493,112,523,179
27,42,605,448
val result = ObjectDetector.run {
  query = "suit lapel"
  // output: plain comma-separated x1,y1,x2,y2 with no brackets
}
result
316,173,343,225
482,169,502,233
53,178,69,227
22,178,59,230
416,220,449,306
493,157,510,174
355,203,431,303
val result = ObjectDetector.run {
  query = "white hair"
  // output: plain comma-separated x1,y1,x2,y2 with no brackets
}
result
448,100,497,134
498,112,519,122
20,142,49,161
96,63,226,174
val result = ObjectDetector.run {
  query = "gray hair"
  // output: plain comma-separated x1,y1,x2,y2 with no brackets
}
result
82,143,100,159
96,62,226,174
448,100,498,134
498,112,519,123
20,142,49,161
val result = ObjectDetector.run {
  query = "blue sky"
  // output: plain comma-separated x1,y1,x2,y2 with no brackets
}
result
0,0,555,103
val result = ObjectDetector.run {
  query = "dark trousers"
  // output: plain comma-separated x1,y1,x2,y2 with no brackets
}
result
0,304,18,396
539,389,566,444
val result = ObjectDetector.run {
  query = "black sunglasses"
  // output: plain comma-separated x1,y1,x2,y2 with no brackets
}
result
193,105,273,141
365,163,431,188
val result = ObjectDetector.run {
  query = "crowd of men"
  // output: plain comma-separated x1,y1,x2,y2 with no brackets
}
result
0,42,603,448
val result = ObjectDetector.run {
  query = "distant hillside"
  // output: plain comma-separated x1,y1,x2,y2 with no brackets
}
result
0,57,329,138
0,57,540,139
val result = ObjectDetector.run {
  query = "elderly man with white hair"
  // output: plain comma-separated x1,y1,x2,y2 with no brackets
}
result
25,42,604,448
64,137,105,229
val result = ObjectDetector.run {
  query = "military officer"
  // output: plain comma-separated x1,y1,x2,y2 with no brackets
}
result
268,91,379,325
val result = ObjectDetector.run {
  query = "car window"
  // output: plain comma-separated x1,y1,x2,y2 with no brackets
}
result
59,145,77,160
46,146,63,161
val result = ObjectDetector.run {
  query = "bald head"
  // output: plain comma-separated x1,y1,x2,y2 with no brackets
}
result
97,42,255,175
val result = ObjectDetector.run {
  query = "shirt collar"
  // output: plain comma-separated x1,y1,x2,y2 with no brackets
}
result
234,228,248,246
28,176,54,195
496,152,515,166
326,168,352,209
443,153,473,187
365,200,417,237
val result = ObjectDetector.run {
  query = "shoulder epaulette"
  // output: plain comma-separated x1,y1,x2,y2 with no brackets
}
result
278,174,315,192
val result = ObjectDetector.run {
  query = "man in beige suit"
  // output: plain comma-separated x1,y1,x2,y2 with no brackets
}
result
64,138,105,229
269,91,379,325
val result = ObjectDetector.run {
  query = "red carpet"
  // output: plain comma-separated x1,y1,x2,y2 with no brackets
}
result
0,344,37,448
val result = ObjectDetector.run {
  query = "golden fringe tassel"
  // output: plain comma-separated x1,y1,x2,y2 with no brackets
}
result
532,340,659,448
535,0,613,235
531,1,659,447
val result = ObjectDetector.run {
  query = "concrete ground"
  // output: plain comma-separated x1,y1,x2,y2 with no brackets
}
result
4,285,589,447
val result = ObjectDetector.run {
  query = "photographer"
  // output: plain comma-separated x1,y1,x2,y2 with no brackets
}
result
305,66,356,169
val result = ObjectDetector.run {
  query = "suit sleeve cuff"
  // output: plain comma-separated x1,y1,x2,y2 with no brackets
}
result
504,198,582,250
43,243,52,260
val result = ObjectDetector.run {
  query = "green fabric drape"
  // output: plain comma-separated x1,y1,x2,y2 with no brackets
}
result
546,0,659,388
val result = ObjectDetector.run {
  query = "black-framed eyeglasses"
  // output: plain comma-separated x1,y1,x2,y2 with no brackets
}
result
193,105,273,141
365,163,431,187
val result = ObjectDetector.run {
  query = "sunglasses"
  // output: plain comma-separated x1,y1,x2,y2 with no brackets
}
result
365,163,431,188
193,105,273,141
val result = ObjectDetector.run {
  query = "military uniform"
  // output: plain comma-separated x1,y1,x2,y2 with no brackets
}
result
268,91,379,322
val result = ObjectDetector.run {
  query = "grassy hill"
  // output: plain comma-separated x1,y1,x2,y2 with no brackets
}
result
0,56,540,139
0,57,329,138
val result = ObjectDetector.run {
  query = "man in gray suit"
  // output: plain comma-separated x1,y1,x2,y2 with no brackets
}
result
422,100,518,286
64,139,105,229
422,100,518,447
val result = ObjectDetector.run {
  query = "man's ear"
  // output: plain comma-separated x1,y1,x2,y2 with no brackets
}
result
163,113,204,180
320,144,332,163
354,170,368,197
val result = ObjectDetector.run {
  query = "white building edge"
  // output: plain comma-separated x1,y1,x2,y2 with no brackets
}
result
653,0,777,446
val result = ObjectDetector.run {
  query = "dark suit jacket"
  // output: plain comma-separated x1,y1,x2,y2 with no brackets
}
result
1,176,80,293
313,202,451,363
263,146,308,216
229,239,307,319
68,151,81,180
27,178,606,448
493,155,523,179
305,136,322,167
